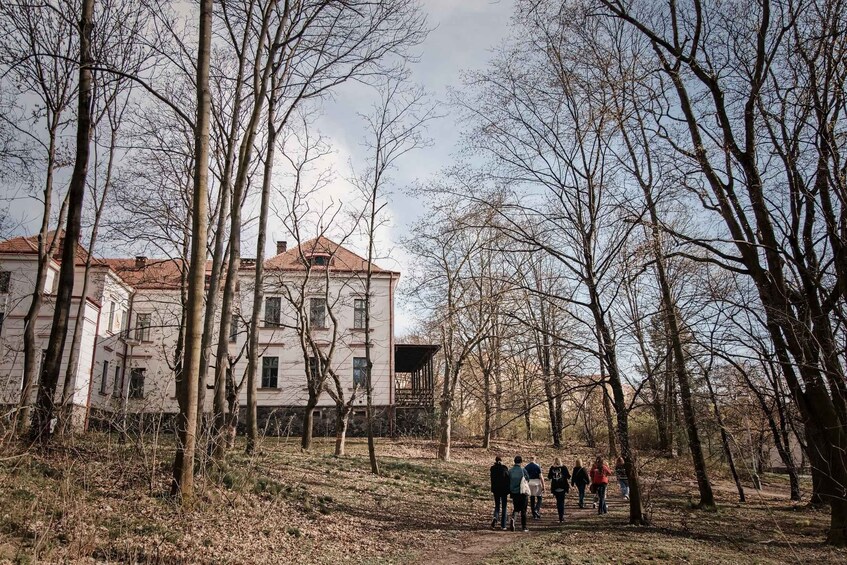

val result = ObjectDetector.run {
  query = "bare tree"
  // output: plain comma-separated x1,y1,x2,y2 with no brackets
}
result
352,75,435,467
405,201,496,461
29,0,96,442
171,0,213,501
0,0,78,436
598,0,847,542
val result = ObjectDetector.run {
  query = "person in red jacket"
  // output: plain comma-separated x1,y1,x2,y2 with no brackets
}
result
590,456,612,514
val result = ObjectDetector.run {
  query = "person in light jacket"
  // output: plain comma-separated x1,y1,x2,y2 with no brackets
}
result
524,456,545,519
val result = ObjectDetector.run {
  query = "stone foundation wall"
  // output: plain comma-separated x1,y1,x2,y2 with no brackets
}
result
84,405,412,438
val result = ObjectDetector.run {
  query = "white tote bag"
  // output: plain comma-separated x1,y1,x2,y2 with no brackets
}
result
519,475,531,496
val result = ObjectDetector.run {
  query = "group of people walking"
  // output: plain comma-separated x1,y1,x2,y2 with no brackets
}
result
489,454,630,531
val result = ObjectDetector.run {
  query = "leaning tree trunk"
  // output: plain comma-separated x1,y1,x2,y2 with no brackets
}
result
29,0,94,442
704,366,745,502
589,274,647,525
56,123,116,438
16,128,63,437
644,187,715,509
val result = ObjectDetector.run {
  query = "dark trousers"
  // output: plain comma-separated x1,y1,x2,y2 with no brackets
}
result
596,484,608,514
510,493,527,529
553,490,566,520
530,495,543,517
576,483,586,507
492,494,508,528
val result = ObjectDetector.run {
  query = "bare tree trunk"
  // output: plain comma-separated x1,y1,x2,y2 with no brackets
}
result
437,395,452,461
703,365,745,502
301,396,317,451
171,0,212,500
482,366,491,448
16,133,63,436
334,405,350,457
643,188,715,508
29,0,94,442
245,77,279,455
57,120,118,438
493,370,503,440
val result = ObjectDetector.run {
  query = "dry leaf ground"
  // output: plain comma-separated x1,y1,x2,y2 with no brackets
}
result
0,434,844,564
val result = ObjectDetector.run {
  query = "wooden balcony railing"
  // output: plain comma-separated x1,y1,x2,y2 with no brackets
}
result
395,388,434,407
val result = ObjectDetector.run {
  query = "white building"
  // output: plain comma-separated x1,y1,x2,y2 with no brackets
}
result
0,233,436,434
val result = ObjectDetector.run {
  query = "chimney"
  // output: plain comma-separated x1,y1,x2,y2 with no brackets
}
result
135,256,147,268
276,241,287,255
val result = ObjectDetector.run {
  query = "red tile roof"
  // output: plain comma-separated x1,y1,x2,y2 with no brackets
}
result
101,258,189,290
0,230,94,265
263,236,392,274
1,232,393,291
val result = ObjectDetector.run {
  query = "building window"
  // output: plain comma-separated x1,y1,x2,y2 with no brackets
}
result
261,357,278,388
229,318,238,342
100,361,109,395
309,254,329,267
264,297,281,327
308,357,326,379
108,302,115,332
353,299,367,329
353,357,368,388
128,368,145,399
310,297,326,329
112,365,122,398
135,313,151,341
0,271,10,293
0,311,4,334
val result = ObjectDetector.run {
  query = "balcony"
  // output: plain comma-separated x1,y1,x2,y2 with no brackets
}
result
394,343,439,408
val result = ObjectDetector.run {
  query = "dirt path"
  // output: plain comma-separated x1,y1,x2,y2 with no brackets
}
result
415,496,597,565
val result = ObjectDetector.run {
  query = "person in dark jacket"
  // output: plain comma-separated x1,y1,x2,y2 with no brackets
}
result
571,458,591,508
614,456,629,500
547,457,571,523
615,457,629,500
489,456,511,529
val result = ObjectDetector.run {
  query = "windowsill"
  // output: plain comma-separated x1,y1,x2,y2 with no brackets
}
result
262,324,282,329
258,387,280,391
98,390,108,396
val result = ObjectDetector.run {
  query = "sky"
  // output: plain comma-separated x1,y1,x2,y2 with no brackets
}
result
264,0,515,335
0,0,516,336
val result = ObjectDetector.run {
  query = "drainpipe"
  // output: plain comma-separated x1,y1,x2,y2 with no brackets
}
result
118,290,135,443
82,296,102,432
